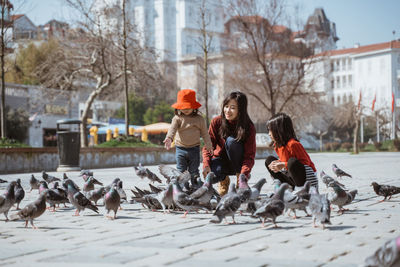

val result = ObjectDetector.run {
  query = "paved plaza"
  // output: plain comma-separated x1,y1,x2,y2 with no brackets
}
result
0,152,399,266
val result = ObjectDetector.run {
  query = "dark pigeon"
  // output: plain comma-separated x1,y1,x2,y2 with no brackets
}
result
52,182,69,207
14,178,25,210
29,174,40,192
308,187,331,229
145,168,162,184
0,178,7,183
85,187,105,205
104,184,120,219
158,165,191,185
253,183,289,228
332,164,352,178
83,177,96,192
39,181,69,211
171,179,209,217
131,184,174,213
10,190,47,229
210,183,241,224
149,184,163,193
190,172,217,208
133,163,148,179
42,171,61,184
116,180,127,203
104,178,121,192
237,174,251,204
371,182,400,202
0,181,17,221
64,179,99,216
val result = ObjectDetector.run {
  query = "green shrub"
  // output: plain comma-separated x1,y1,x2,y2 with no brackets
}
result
0,138,30,148
393,139,400,151
359,142,366,150
331,142,341,151
373,141,382,151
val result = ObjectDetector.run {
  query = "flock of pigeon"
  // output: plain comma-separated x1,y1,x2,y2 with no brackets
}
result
1,163,400,231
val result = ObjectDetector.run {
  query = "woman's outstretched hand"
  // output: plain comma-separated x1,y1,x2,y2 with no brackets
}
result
268,160,285,173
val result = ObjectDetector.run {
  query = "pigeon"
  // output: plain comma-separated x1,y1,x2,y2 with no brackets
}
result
14,179,25,210
0,181,17,221
64,179,99,216
237,174,251,204
85,187,105,205
78,170,93,182
158,165,191,185
272,179,309,218
190,172,218,208
134,163,147,179
210,183,241,224
294,181,312,201
61,175,80,191
9,190,47,229
145,168,162,184
253,183,289,228
371,182,400,202
149,184,163,193
320,170,346,189
42,171,61,184
132,183,175,212
308,187,331,229
83,177,96,192
327,182,357,214
29,174,40,192
0,178,7,183
364,236,400,267
332,164,352,178
52,182,69,207
116,180,127,203
104,184,120,219
104,178,121,192
249,178,267,201
39,181,69,212
171,179,209,217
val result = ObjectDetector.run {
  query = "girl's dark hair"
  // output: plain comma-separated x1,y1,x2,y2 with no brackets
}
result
219,91,253,142
266,113,297,147
174,109,199,116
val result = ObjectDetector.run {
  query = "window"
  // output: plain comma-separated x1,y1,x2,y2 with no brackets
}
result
348,75,352,87
343,94,347,103
342,59,346,71
343,76,347,88
337,95,341,105
331,79,334,89
336,76,340,89
348,58,352,70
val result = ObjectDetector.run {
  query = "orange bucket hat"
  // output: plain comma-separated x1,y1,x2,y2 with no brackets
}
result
171,89,201,109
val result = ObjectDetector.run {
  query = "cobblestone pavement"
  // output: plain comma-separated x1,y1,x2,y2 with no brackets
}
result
0,152,399,267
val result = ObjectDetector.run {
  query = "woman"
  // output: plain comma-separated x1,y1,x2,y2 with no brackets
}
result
202,91,256,196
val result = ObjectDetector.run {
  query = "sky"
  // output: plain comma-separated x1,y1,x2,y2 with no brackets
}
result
17,0,400,49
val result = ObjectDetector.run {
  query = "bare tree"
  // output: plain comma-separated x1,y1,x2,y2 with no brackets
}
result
197,0,213,127
121,0,129,136
224,0,319,122
0,0,12,138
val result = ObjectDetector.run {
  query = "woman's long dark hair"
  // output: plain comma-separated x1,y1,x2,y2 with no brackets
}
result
266,113,297,147
219,91,253,142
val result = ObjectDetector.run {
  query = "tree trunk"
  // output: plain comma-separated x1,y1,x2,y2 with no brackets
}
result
353,109,360,154
122,0,129,137
0,3,6,138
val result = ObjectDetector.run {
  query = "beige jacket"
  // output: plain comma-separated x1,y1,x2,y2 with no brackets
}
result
166,114,212,149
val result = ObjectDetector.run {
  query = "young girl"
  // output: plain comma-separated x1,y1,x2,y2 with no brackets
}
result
265,113,318,190
164,89,213,186
202,91,256,196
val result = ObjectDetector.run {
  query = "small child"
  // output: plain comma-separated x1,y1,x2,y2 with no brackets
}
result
164,89,213,186
265,113,318,191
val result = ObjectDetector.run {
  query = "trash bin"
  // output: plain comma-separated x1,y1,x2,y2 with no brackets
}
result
56,119,81,172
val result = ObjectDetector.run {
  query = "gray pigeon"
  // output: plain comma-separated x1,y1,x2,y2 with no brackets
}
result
29,174,40,192
10,190,47,229
145,168,162,184
237,174,251,204
85,187,105,205
79,170,94,181
52,182,69,207
320,170,346,189
171,179,209,217
149,184,163,193
64,179,99,216
134,163,147,179
249,178,267,201
308,187,331,229
363,236,400,267
104,178,121,192
0,181,17,221
332,164,352,178
39,181,69,212
273,179,309,218
371,182,400,202
253,183,289,228
42,171,61,184
83,177,96,192
210,183,241,224
327,182,357,214
116,180,127,203
131,183,174,213
158,165,191,185
104,184,120,219
14,178,25,210
190,172,217,208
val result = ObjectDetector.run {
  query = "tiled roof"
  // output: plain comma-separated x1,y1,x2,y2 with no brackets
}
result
314,40,400,57
11,14,24,20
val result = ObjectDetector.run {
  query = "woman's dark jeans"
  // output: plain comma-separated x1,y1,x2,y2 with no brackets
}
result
210,136,244,184
176,146,200,179
265,155,306,188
